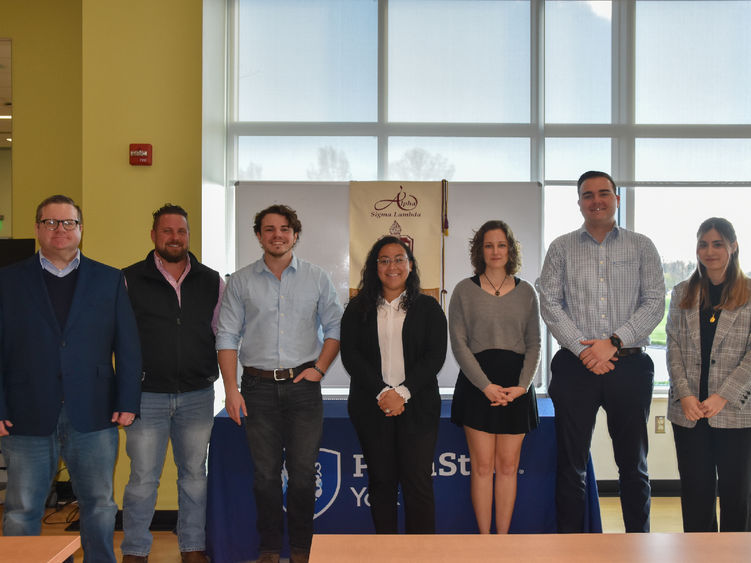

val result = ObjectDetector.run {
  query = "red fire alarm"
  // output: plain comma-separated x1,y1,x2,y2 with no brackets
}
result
129,143,153,166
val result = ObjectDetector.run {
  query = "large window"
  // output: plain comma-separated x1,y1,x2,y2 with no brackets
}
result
225,0,751,391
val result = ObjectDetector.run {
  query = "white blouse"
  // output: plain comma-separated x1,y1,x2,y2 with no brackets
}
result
376,293,411,403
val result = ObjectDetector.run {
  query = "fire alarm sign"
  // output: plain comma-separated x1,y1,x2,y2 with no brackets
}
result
129,144,152,166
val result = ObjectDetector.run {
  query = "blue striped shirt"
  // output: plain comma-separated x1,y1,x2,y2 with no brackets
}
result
539,225,665,356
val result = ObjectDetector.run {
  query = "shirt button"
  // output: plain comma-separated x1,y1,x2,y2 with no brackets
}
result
600,278,604,282
601,314,606,319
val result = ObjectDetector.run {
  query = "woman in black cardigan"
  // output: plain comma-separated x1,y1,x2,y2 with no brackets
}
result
341,236,447,534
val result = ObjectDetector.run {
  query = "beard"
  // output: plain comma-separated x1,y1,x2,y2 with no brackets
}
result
158,244,188,263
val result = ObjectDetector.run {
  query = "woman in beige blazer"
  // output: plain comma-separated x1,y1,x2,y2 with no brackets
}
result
666,217,751,532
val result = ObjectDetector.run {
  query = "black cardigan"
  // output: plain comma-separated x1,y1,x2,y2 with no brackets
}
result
340,293,447,431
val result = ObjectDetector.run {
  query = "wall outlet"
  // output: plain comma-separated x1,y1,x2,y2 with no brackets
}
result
655,415,666,434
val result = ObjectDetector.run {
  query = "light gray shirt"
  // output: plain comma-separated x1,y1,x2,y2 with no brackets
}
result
539,224,665,356
449,277,541,391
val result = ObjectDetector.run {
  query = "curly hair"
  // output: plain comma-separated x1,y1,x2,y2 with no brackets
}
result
253,204,302,241
354,236,421,319
680,217,749,311
469,220,521,275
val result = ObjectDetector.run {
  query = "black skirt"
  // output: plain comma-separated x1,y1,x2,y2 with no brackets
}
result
450,349,539,434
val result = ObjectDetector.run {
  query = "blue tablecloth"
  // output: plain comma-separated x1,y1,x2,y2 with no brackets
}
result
206,397,601,563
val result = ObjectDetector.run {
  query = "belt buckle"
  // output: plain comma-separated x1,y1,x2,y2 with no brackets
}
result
273,368,293,382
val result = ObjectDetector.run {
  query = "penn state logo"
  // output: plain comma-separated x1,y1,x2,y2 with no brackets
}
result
281,448,341,519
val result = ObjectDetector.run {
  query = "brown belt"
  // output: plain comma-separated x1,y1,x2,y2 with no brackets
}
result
616,347,645,357
243,361,316,382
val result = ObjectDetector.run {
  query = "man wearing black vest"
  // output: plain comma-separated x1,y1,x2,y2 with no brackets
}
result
121,204,224,563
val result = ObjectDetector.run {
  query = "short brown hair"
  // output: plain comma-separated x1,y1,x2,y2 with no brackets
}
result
35,195,82,223
469,220,521,276
152,203,189,231
577,170,616,196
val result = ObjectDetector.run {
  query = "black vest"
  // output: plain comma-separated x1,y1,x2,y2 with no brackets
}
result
124,251,220,393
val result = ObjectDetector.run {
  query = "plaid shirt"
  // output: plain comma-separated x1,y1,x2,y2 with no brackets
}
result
539,224,665,356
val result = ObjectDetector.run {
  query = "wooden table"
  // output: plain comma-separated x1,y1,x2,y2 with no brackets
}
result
0,535,81,562
310,533,751,562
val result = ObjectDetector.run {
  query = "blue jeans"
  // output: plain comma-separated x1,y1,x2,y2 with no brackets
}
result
121,387,214,555
1,409,119,563
241,375,323,553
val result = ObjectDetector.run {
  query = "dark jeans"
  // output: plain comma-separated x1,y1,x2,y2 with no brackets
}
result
549,349,653,533
241,375,323,553
351,414,438,534
673,420,751,532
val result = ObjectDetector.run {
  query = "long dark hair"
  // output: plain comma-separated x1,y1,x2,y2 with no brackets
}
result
355,236,421,318
680,217,749,311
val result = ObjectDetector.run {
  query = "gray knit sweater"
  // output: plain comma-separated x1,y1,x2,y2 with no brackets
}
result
449,277,541,391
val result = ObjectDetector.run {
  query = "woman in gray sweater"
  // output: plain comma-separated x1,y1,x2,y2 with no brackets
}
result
449,220,541,534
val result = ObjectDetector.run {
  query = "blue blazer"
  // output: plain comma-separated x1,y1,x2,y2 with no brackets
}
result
0,253,142,436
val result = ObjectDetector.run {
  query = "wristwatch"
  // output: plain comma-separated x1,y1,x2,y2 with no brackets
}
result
609,334,623,351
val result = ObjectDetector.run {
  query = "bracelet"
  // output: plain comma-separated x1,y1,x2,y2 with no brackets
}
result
313,365,326,377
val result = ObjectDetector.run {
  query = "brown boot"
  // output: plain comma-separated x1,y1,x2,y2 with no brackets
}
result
181,551,209,563
122,556,149,563
289,548,310,563
256,553,280,563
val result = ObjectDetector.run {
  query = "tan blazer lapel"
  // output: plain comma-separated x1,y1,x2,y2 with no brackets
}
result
711,306,739,355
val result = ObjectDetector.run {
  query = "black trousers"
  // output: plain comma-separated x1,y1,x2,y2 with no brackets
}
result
672,419,751,532
351,413,438,534
549,349,653,533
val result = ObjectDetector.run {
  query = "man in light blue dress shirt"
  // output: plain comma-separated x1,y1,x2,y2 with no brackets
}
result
216,204,343,563
539,171,665,533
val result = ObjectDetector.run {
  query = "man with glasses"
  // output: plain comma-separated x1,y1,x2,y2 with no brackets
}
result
120,204,224,563
217,204,343,563
0,194,141,562
539,171,665,533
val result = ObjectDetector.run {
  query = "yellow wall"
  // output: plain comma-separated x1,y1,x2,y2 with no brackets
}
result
81,0,203,267
1,0,83,239
1,0,204,509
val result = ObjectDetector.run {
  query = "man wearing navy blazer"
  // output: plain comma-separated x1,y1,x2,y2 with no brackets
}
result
0,195,142,563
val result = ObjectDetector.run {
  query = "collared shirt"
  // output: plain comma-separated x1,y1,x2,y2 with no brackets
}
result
39,249,80,277
153,252,225,334
376,293,411,403
216,254,343,370
539,224,665,356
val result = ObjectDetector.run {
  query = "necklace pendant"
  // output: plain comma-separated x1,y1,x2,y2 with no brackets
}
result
710,313,716,323
495,290,500,296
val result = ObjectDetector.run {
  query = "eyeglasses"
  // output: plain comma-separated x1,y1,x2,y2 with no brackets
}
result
376,255,409,266
38,219,80,231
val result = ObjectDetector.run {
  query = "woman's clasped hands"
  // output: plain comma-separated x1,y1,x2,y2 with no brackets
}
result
378,388,406,417
482,383,526,407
